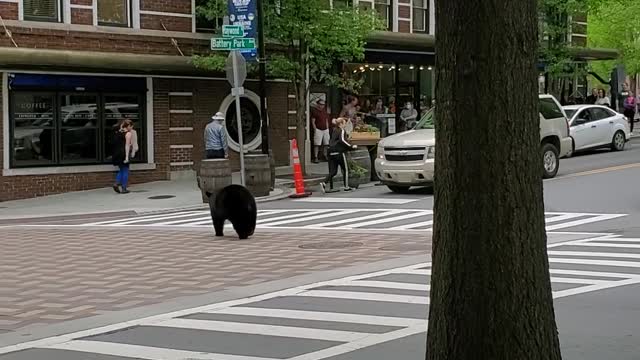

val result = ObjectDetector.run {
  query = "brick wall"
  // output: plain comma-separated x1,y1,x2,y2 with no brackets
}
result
140,14,192,32
141,0,192,14
71,0,93,5
71,8,93,25
0,2,18,20
0,27,209,56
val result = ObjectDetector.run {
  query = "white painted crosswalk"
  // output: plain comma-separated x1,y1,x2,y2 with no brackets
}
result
74,209,626,232
3,234,640,360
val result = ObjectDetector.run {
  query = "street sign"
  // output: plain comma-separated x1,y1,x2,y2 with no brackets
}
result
211,37,256,51
226,51,247,87
222,25,244,38
228,0,258,61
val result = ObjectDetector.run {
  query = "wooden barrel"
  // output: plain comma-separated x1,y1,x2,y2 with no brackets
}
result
347,149,372,188
245,154,271,197
197,159,232,203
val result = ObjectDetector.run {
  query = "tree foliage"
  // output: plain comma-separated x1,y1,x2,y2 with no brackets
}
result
588,0,640,79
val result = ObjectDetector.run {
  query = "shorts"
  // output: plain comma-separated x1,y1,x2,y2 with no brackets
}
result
314,128,330,146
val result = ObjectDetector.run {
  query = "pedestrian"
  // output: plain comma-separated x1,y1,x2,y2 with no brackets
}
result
130,122,139,160
586,88,598,104
320,117,358,193
400,101,418,131
595,88,611,107
311,99,330,163
623,91,636,134
112,119,134,194
205,112,228,159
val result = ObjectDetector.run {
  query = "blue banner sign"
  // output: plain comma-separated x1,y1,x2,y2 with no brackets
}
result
228,0,258,61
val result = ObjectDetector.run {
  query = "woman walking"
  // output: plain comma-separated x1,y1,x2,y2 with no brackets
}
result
112,119,134,194
320,117,357,193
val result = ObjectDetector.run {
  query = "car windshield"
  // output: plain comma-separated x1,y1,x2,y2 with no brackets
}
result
413,108,435,130
564,109,577,118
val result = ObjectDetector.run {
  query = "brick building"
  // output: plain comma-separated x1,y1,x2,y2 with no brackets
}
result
0,1,612,201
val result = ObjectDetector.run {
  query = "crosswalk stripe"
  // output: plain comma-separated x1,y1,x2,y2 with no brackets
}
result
103,211,210,226
550,277,607,285
549,268,640,279
294,197,420,204
575,242,640,249
545,214,626,231
204,307,424,327
44,340,275,360
302,209,404,228
342,280,430,291
399,269,431,275
343,211,429,229
544,213,588,224
154,210,282,226
581,238,640,243
297,290,429,304
548,250,640,260
262,209,361,227
84,211,208,226
147,318,373,342
256,210,333,224
389,220,433,230
549,257,640,268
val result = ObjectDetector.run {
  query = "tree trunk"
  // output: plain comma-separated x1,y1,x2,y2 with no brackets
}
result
426,0,562,359
295,78,307,175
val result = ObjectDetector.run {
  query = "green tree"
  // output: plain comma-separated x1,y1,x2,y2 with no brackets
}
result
426,0,562,359
588,0,640,81
196,0,227,32
193,0,382,171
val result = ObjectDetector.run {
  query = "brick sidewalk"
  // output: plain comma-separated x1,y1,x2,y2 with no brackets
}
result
0,227,428,333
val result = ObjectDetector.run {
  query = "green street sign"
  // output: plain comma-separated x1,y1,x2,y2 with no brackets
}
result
222,25,244,38
211,38,257,51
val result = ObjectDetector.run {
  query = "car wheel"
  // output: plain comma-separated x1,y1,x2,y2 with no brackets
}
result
388,185,411,194
611,131,626,151
542,143,559,179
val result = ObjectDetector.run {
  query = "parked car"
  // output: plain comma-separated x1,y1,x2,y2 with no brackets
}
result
563,104,630,154
374,94,572,193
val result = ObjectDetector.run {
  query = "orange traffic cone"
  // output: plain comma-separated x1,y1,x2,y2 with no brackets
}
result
289,139,312,198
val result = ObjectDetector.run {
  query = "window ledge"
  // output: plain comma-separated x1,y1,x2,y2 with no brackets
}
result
2,163,157,177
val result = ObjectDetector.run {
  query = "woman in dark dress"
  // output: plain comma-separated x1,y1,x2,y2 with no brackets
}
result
112,119,133,194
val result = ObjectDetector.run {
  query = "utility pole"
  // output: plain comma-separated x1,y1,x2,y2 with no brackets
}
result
257,0,269,155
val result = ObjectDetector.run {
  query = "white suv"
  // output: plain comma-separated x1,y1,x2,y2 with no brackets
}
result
375,94,572,193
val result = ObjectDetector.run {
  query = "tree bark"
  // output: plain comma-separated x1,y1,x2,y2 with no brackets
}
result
426,0,562,359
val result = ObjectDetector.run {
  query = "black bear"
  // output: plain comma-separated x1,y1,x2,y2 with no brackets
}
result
206,184,257,240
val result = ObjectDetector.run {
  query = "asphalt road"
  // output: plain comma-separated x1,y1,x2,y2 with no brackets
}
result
1,139,639,359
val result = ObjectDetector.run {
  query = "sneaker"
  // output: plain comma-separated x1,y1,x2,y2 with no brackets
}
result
342,187,353,192
112,185,121,194
320,182,326,194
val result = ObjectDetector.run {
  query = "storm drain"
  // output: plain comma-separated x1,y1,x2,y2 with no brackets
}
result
147,195,176,200
299,241,363,249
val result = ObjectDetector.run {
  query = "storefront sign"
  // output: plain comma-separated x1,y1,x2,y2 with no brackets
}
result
228,0,258,61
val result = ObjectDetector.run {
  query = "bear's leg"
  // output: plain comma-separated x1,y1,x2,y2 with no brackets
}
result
213,217,225,237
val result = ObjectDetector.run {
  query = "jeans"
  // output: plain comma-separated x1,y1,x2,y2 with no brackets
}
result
206,149,226,159
115,164,130,188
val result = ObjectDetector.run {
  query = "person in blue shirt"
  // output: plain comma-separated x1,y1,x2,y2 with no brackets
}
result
205,112,228,159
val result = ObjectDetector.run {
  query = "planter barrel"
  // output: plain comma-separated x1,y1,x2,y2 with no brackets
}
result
197,159,233,203
245,153,271,197
347,149,372,189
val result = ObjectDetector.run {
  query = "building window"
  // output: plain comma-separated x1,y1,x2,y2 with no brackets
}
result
412,0,428,33
98,0,130,27
195,0,225,33
357,0,390,28
332,0,353,9
23,0,62,22
8,74,146,168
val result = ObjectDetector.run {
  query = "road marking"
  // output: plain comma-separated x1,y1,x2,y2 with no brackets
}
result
44,340,274,360
297,290,429,304
147,318,371,342
256,210,333,224
294,197,421,204
548,250,640,260
301,209,403,228
549,268,640,279
549,257,640,268
204,307,424,327
401,269,431,275
545,214,626,231
341,280,430,291
551,162,640,181
550,277,607,285
553,277,640,299
389,220,433,230
544,213,588,224
83,211,208,225
342,211,430,229
581,237,640,243
262,209,361,227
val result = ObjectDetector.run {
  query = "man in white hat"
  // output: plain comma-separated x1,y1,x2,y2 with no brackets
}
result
205,112,228,159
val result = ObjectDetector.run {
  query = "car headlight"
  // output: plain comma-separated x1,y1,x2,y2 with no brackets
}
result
377,144,384,159
426,146,435,160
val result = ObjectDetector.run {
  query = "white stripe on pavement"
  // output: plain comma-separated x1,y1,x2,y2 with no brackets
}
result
545,214,626,230
84,211,208,225
549,268,640,279
544,213,588,224
343,211,430,229
582,238,640,243
342,280,430,291
548,250,640,260
256,210,333,224
550,277,607,285
389,220,433,230
261,209,361,227
573,242,640,249
44,340,275,360
549,257,640,268
294,197,421,204
147,318,373,342
303,209,405,228
398,269,431,276
297,290,429,304
204,307,424,327
154,210,282,226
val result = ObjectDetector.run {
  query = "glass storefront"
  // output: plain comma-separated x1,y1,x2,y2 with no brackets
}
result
8,73,146,168
342,62,434,135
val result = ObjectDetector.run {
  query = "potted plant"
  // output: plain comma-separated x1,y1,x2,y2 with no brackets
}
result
347,160,368,189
